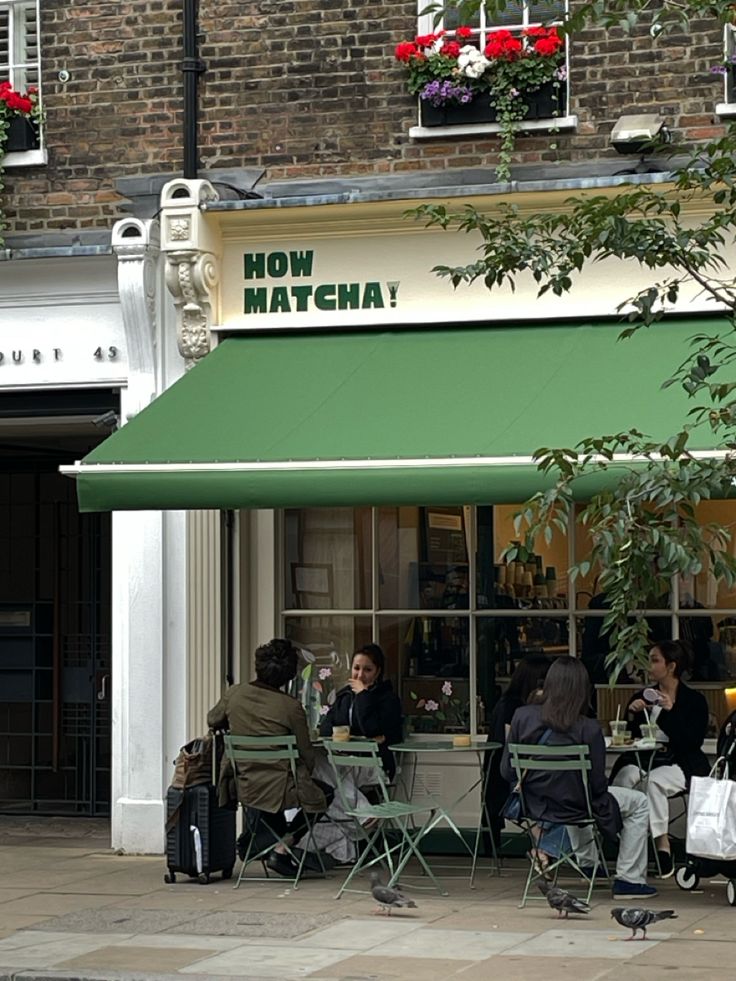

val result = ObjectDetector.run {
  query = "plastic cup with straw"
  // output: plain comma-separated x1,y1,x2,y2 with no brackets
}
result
610,704,627,746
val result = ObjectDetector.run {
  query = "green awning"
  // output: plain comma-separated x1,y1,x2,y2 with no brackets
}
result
67,320,726,512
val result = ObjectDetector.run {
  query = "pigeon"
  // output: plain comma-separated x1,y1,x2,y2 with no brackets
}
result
537,880,591,918
610,906,678,940
369,871,418,915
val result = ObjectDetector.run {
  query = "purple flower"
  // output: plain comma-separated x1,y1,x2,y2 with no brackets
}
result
711,64,728,75
419,79,475,108
318,667,332,680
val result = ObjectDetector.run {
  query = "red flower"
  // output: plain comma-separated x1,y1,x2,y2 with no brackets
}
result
395,41,419,62
440,41,461,58
414,33,438,48
533,35,563,56
485,31,523,60
455,26,473,40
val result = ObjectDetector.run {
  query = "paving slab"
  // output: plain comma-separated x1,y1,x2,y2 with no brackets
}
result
56,945,225,973
375,927,533,959
307,953,477,979
167,910,342,939
502,928,667,959
26,909,204,934
177,944,351,978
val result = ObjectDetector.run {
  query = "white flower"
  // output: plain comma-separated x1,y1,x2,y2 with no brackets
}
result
425,699,440,712
319,705,330,716
457,44,489,80
442,681,453,697
318,667,332,680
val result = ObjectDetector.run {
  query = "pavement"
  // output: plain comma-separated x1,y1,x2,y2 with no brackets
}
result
0,816,732,981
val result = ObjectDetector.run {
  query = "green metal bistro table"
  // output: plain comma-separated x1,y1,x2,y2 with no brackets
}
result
391,738,503,887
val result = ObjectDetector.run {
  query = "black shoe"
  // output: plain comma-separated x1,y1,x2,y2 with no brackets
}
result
265,851,298,877
657,850,674,879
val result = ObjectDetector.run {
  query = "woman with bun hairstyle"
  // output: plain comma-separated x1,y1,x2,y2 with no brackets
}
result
611,639,709,878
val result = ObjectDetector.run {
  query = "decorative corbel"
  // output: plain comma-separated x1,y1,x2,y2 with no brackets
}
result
112,217,160,417
160,179,221,369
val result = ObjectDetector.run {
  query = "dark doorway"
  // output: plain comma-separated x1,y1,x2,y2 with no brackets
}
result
0,390,117,815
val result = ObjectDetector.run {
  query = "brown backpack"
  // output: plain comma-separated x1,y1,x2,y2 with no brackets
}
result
170,733,216,791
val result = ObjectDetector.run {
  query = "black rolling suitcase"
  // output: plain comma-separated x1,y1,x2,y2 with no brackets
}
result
164,783,235,884
164,731,236,884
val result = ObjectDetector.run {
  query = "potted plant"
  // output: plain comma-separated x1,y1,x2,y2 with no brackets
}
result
395,25,566,181
1,81,42,155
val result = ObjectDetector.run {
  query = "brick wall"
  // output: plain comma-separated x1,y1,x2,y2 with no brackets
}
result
1,0,729,237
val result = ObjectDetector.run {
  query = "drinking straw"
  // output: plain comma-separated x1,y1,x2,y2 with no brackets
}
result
643,707,650,725
615,704,621,722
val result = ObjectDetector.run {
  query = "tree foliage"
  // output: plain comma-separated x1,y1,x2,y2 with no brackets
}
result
415,3,736,680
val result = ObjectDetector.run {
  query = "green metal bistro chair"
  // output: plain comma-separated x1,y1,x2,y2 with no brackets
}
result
508,742,609,908
324,738,471,898
223,733,327,890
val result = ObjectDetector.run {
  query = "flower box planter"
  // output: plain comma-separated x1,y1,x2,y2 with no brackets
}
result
419,82,565,128
524,81,566,120
5,117,40,152
420,97,497,127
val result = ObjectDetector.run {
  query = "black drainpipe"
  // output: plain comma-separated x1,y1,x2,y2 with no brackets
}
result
182,0,206,179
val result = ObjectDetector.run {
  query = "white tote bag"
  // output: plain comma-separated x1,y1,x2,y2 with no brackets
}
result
686,769,736,861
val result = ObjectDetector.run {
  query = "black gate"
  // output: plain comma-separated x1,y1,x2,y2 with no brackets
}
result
0,469,111,815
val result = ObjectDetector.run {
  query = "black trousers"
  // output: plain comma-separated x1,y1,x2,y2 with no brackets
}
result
242,778,334,849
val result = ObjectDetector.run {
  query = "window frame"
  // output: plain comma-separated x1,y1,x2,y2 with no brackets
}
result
717,24,736,118
410,0,576,139
1,0,45,168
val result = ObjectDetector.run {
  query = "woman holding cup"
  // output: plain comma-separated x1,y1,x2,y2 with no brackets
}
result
319,644,403,779
611,639,709,878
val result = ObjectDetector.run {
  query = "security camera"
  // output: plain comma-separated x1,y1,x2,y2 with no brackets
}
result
92,410,119,430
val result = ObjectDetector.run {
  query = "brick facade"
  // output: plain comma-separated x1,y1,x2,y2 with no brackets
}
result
1,1,729,237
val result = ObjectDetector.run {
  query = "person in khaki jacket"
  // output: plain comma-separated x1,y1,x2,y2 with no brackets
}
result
208,637,330,876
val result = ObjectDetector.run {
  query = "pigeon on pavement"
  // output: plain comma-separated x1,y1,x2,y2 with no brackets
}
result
370,871,418,915
610,907,677,940
538,880,591,918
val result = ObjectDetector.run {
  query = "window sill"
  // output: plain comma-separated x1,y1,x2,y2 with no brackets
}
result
3,147,47,168
409,114,578,139
716,102,736,118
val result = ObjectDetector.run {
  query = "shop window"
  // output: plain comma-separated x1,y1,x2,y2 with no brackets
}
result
0,0,44,167
279,500,736,737
409,0,573,137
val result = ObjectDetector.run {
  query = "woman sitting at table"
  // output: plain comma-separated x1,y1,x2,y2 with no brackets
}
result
319,644,403,780
611,639,709,879
501,655,657,900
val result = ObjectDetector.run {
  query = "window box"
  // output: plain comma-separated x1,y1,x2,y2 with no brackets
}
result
419,81,566,128
5,116,39,152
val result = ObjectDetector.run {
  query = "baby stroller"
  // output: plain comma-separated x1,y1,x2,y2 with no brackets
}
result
675,709,736,905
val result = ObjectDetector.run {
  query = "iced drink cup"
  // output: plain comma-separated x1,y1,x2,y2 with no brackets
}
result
333,726,351,742
610,720,629,746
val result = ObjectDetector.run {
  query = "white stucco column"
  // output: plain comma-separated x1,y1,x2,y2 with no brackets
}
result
109,218,186,853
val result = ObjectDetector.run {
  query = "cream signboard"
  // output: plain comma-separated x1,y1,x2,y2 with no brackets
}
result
217,203,721,332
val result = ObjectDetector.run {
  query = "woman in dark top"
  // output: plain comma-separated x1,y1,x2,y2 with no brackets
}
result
319,644,403,779
484,654,551,848
501,656,656,900
612,639,709,879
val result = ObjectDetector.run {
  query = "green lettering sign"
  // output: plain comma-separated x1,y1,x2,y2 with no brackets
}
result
337,283,360,309
244,287,267,313
289,251,314,277
269,286,291,313
244,253,266,280
361,282,384,309
290,285,313,311
315,284,337,310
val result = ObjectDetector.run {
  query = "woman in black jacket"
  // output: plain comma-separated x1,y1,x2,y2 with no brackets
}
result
319,644,403,779
612,639,709,879
501,656,656,900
